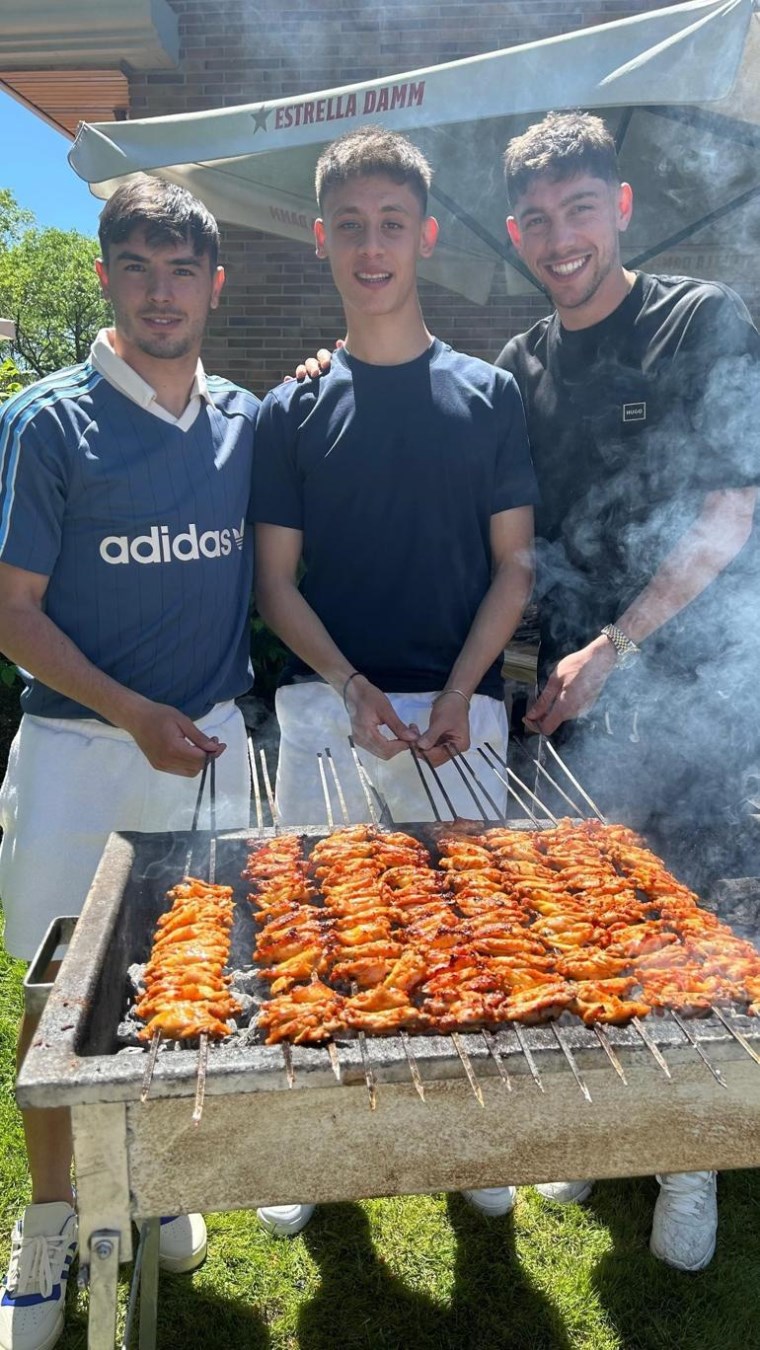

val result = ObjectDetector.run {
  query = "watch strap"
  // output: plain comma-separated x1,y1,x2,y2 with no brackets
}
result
601,624,640,663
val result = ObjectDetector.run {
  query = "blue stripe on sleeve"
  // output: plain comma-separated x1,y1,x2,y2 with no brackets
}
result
0,366,101,554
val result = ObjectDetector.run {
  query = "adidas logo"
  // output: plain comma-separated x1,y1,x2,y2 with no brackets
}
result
99,519,245,565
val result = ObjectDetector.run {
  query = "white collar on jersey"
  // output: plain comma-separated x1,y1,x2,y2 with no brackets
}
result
90,329,213,432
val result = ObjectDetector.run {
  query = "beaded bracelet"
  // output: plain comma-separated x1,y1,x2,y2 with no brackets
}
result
342,670,363,709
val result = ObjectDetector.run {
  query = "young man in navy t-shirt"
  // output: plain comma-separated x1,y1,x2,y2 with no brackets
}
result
254,127,537,830
0,177,258,1349
253,128,537,1237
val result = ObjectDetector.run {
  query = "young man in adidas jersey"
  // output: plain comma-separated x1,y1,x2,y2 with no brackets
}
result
0,176,258,1350
252,127,537,1237
496,111,760,1272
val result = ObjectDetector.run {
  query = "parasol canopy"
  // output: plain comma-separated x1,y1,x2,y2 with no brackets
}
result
68,0,760,304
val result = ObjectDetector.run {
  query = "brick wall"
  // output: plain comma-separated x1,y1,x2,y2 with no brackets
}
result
129,0,695,393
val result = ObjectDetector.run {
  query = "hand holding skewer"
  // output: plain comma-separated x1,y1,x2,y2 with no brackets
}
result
415,689,471,768
342,674,418,761
525,636,617,736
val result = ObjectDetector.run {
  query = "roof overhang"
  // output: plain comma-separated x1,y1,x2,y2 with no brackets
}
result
0,0,178,69
0,0,177,137
0,70,130,138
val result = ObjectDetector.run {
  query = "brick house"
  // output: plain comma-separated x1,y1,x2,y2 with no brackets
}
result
0,0,748,395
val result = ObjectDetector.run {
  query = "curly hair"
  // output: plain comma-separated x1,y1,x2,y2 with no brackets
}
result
504,112,619,208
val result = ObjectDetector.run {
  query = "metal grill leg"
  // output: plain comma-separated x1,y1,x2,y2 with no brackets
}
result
87,1230,120,1350
138,1219,160,1350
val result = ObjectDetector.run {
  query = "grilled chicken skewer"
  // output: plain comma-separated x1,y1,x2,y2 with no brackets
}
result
246,823,760,1045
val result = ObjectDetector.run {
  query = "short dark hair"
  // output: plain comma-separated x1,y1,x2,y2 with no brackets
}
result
315,126,432,214
98,173,220,269
503,112,619,208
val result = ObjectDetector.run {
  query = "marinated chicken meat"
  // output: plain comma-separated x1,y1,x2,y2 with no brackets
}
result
136,877,241,1042
245,821,760,1045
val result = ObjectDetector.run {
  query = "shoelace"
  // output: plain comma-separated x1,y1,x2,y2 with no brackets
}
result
6,1231,69,1299
659,1184,711,1221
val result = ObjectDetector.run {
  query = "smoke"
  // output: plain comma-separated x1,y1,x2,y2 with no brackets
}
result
531,329,760,892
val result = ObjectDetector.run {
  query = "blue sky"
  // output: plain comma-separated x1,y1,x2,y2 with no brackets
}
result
0,91,102,236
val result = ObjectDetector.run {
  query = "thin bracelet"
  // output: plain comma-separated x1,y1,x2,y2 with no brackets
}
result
342,670,363,708
434,687,471,709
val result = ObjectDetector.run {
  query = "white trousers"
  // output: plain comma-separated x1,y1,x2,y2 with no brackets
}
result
274,682,508,827
0,701,250,960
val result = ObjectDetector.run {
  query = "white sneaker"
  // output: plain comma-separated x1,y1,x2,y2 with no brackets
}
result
534,1180,594,1205
461,1187,516,1217
650,1171,717,1271
256,1204,315,1237
0,1203,77,1350
158,1215,207,1273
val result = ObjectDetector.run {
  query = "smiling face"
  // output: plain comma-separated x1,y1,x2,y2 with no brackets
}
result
507,173,633,329
95,227,225,366
314,174,438,326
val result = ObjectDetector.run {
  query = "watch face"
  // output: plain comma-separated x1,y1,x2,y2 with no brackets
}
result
617,647,639,669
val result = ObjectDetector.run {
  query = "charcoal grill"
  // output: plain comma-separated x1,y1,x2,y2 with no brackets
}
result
15,742,760,1350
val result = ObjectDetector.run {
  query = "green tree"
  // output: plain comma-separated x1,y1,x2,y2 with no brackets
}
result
0,357,23,403
0,189,33,250
0,226,109,379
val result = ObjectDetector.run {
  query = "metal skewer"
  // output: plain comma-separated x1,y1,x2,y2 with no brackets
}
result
400,1029,426,1102
190,754,210,833
540,737,607,822
711,1006,760,1067
326,1041,342,1082
631,1016,672,1079
207,753,217,885
593,1025,628,1085
248,733,264,831
409,745,443,821
316,752,334,829
551,1024,592,1102
281,1042,296,1088
484,743,560,825
512,1022,545,1091
356,1031,377,1110
326,748,351,827
347,735,385,825
192,754,218,1125
481,1029,512,1090
671,1011,727,1088
192,1033,209,1124
419,749,460,821
477,746,541,825
455,754,507,823
450,1032,485,1106
513,737,586,818
259,748,278,827
140,1033,161,1103
445,747,490,821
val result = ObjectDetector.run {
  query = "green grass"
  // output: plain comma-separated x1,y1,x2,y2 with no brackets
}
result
2,917,760,1350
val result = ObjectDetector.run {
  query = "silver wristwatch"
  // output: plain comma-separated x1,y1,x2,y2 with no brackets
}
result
600,623,640,668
